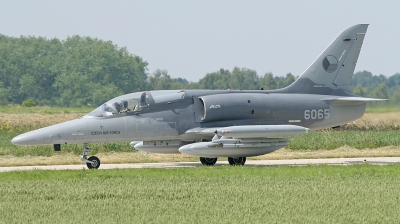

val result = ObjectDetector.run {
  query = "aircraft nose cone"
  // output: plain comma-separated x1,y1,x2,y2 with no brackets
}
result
11,132,46,146
11,137,18,145
11,134,36,146
11,135,27,146
11,136,19,145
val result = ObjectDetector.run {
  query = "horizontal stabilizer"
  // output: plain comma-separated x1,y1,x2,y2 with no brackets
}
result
323,97,388,105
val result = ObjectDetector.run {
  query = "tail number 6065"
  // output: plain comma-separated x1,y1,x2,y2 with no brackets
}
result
304,109,330,120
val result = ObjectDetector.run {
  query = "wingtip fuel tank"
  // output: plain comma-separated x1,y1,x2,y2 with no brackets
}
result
179,138,290,157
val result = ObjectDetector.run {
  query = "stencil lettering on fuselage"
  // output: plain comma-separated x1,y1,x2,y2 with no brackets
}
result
91,131,121,135
209,105,221,109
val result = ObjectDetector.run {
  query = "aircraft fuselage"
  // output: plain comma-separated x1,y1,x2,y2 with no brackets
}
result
12,90,366,149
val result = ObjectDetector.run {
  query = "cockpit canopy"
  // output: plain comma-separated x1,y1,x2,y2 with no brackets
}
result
85,90,186,118
101,92,149,117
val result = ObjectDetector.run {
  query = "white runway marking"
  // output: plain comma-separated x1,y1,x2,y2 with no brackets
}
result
1,157,399,172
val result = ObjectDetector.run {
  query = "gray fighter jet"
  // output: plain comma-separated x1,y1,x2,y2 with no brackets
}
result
11,24,386,168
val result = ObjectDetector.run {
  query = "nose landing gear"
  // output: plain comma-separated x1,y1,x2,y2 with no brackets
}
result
81,143,101,169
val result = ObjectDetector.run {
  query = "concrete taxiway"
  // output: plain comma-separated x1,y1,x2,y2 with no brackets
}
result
0,157,399,172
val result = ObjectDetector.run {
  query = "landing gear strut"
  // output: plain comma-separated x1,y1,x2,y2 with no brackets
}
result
200,157,218,166
228,157,246,166
81,143,101,169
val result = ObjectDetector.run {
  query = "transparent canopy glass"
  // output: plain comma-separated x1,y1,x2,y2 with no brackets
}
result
85,90,185,118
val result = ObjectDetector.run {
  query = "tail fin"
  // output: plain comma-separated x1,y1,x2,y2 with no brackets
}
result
279,24,368,95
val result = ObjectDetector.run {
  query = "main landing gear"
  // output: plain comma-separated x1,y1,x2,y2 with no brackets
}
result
200,157,218,166
199,157,247,166
81,143,101,169
228,157,246,166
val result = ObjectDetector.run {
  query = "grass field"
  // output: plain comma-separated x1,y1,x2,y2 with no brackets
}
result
0,165,400,223
1,106,400,223
0,105,93,114
2,128,400,166
2,106,400,166
1,130,400,156
365,105,400,113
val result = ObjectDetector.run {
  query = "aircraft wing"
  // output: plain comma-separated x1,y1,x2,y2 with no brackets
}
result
185,125,310,138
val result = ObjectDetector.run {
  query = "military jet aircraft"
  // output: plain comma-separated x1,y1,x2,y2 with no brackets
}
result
11,24,386,168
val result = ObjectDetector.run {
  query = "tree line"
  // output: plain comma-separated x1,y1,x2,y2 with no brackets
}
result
0,35,148,107
0,35,398,107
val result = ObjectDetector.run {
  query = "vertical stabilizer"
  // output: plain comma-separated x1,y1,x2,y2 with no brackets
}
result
280,24,368,94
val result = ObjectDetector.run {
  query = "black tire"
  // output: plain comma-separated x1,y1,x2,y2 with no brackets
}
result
228,157,246,166
86,156,101,169
200,157,217,166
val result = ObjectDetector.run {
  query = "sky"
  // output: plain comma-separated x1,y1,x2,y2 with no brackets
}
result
0,0,399,82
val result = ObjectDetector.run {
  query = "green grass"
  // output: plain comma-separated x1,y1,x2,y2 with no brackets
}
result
2,130,400,158
365,105,400,113
0,105,93,114
288,130,400,150
0,165,400,223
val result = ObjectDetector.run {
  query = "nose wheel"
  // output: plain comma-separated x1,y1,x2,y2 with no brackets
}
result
81,144,101,169
86,156,100,169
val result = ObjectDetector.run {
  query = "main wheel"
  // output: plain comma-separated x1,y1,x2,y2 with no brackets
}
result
228,157,246,166
200,157,217,166
86,156,101,169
